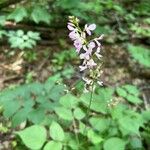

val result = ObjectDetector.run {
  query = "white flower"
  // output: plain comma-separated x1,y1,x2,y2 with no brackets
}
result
79,65,87,71
87,59,97,68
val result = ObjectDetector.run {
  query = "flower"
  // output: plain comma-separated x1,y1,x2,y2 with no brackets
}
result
74,39,83,53
69,30,79,41
85,24,96,35
67,16,103,92
67,24,75,31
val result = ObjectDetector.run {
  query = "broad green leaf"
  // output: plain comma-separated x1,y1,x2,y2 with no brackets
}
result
127,44,150,67
103,137,126,150
7,7,28,23
12,107,32,127
44,141,62,150
28,107,45,124
59,93,78,109
142,110,150,122
55,107,73,121
31,6,51,24
3,100,20,118
87,129,103,144
116,87,127,97
97,88,114,101
17,125,46,150
110,104,128,120
119,116,142,135
126,94,142,104
122,85,139,96
49,84,65,101
74,107,85,120
80,93,108,114
89,117,110,132
49,121,65,141
44,74,62,93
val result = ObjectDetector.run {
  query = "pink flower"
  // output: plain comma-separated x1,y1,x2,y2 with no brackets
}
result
69,30,79,41
74,39,83,53
85,24,96,35
80,52,90,60
67,24,75,31
88,42,95,49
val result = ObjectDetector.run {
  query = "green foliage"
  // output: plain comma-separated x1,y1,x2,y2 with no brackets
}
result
31,5,51,24
103,137,126,150
7,30,40,49
0,80,149,149
116,84,142,104
17,125,47,149
44,141,62,150
127,44,150,68
130,23,150,38
49,121,65,141
7,7,28,23
0,75,65,127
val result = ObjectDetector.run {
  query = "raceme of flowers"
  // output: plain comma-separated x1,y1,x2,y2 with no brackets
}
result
67,16,103,92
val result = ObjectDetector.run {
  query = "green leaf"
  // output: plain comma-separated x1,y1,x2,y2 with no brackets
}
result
89,117,110,132
44,141,62,150
126,94,142,104
49,121,65,141
142,110,150,122
28,107,45,124
74,107,85,120
55,107,73,121
119,116,142,135
127,44,150,68
12,107,32,127
17,125,47,150
87,129,103,144
7,7,28,23
31,6,51,24
103,137,126,150
59,93,78,109
122,85,140,96
49,84,65,101
80,93,108,114
97,88,114,101
116,87,127,97
3,100,20,118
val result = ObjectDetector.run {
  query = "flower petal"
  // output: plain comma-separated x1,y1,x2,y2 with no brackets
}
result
88,24,96,30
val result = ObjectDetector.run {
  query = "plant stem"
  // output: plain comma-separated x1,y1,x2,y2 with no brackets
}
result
83,82,94,134
72,112,80,146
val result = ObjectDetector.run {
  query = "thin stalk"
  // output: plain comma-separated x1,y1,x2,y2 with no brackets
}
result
72,112,80,146
83,82,95,134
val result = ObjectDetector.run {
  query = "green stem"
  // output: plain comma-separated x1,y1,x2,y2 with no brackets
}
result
83,83,95,134
72,112,80,146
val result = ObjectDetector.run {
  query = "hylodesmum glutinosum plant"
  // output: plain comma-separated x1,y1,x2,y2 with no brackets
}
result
67,16,103,93
67,16,104,134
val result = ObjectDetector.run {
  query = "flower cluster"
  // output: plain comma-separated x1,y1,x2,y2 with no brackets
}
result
67,16,103,92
